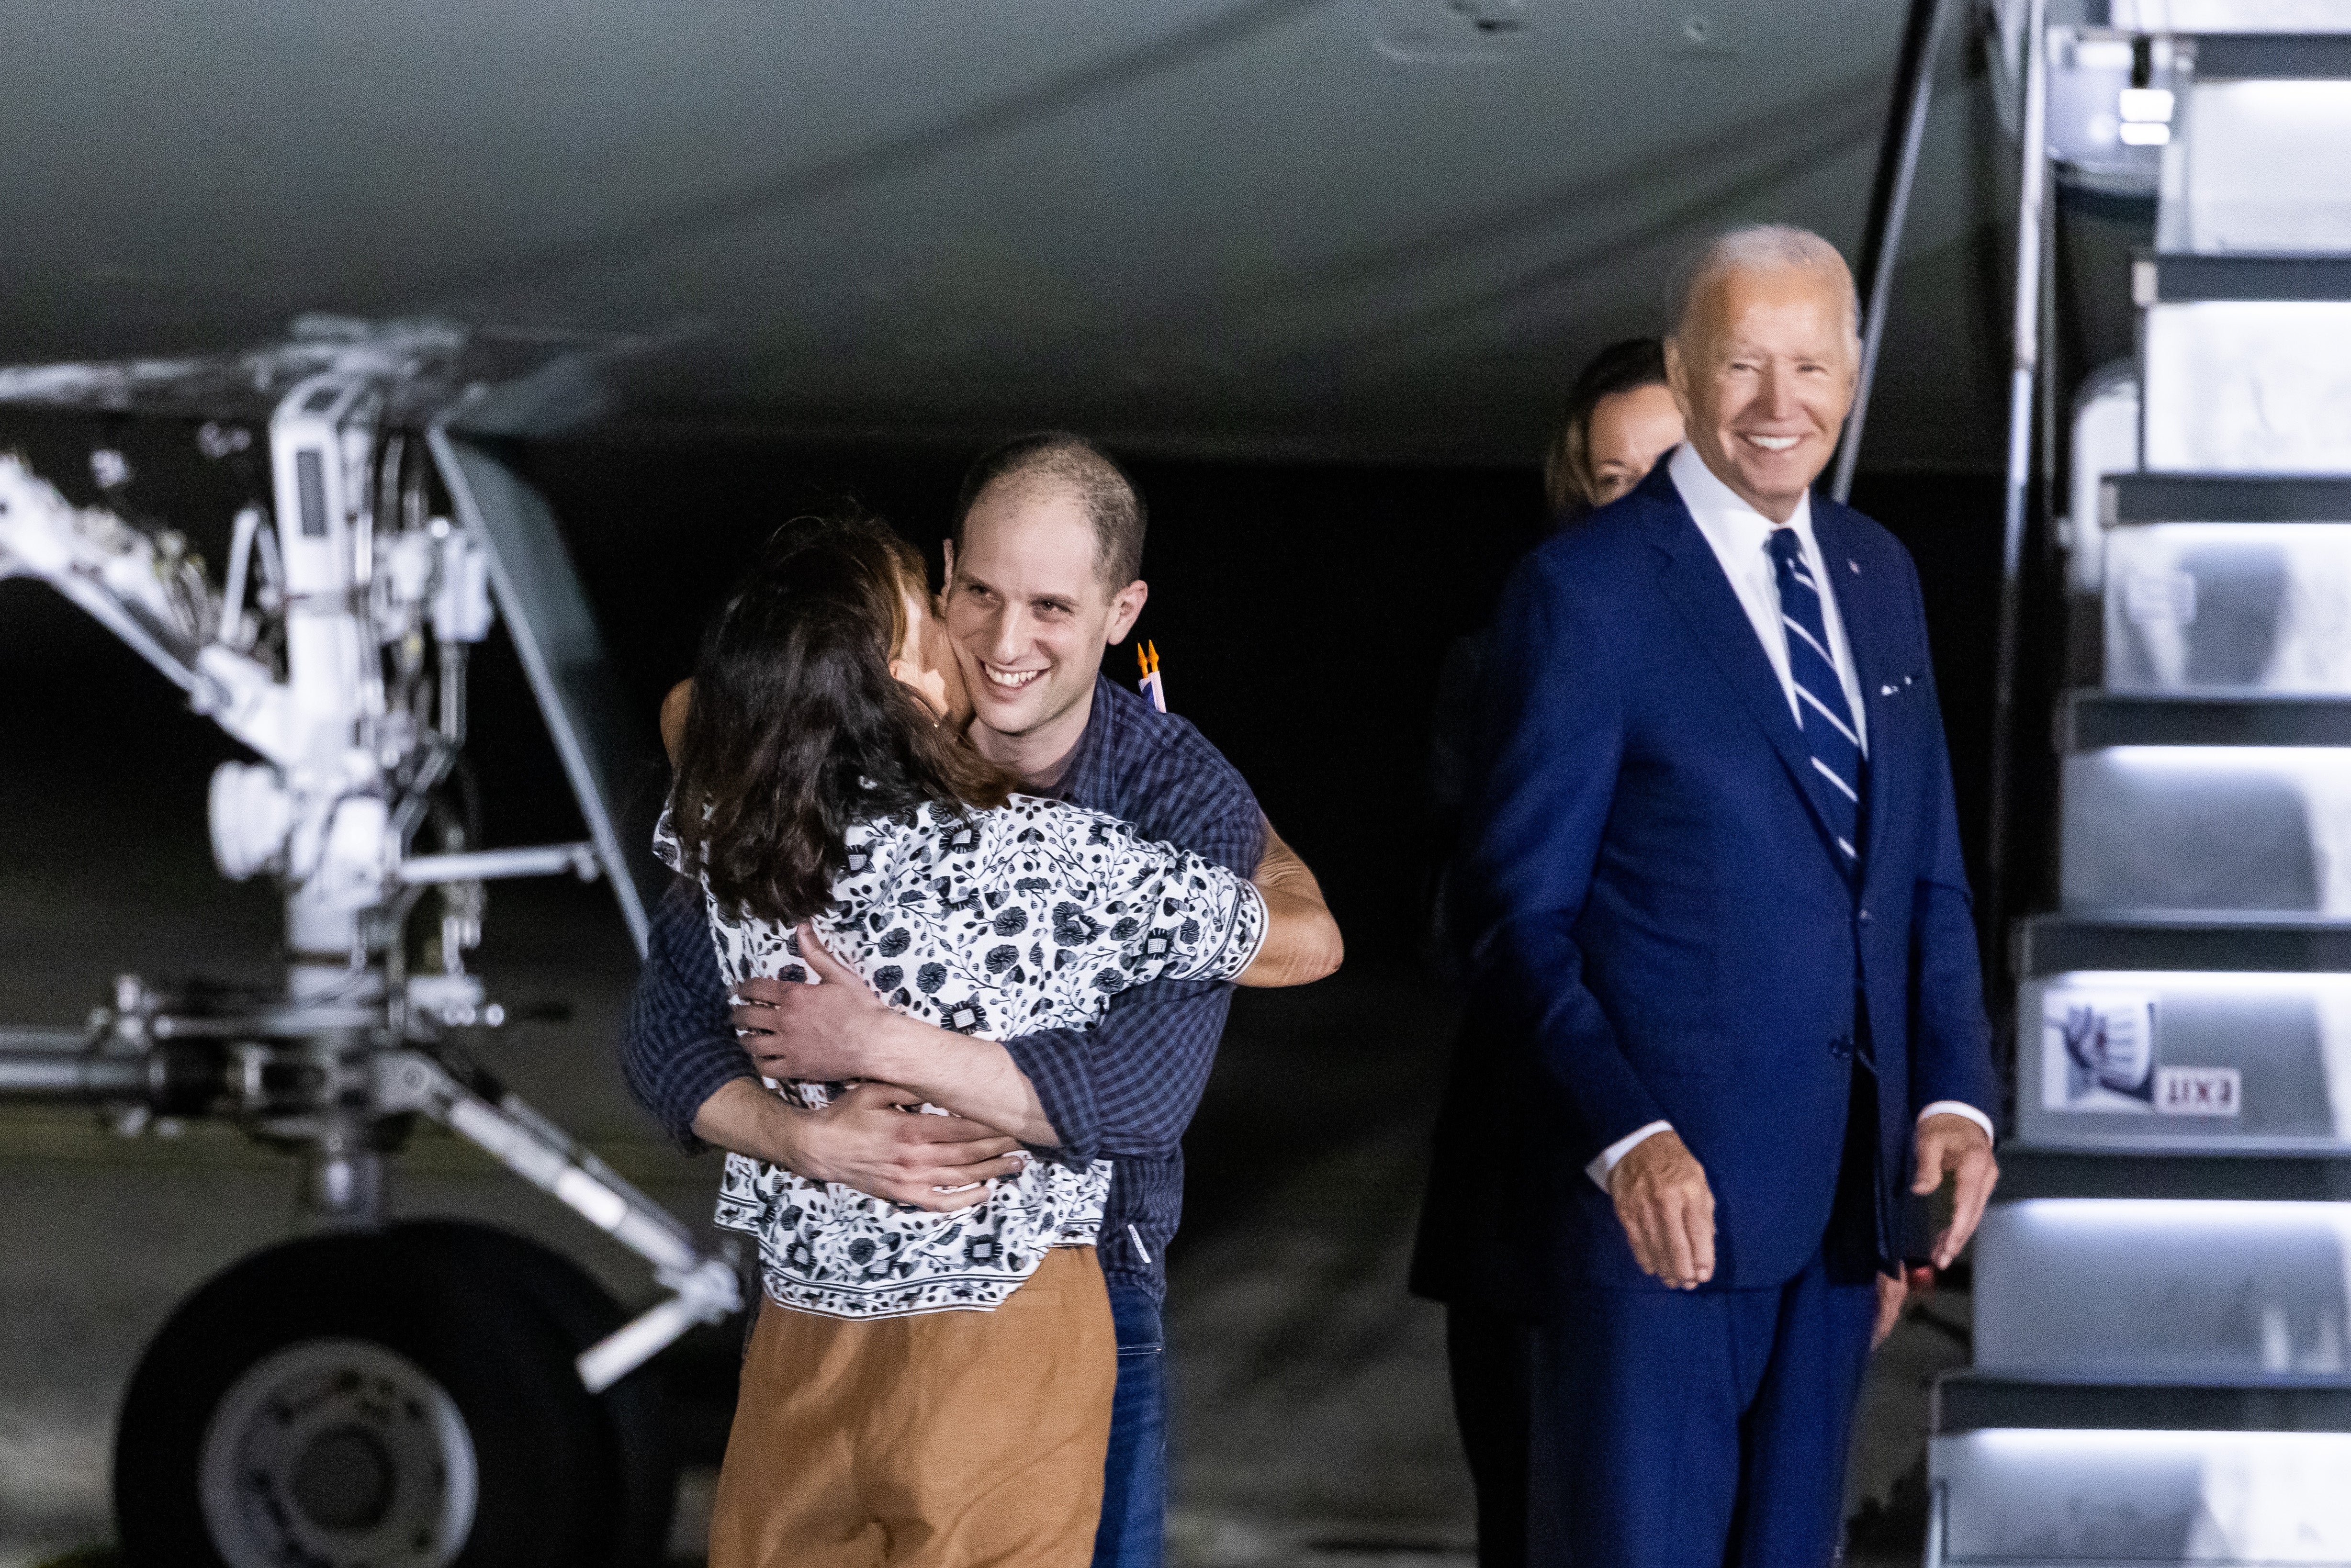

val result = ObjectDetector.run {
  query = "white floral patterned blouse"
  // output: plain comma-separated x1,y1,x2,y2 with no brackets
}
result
656,795,1267,1319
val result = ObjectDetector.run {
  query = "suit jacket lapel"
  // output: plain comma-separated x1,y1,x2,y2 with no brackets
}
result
1641,476,1853,872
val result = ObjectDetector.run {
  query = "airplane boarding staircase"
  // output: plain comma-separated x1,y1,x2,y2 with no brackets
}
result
1930,4,2351,1563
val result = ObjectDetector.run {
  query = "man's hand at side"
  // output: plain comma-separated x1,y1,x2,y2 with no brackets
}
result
689,1078,1024,1212
1912,1111,1999,1269
1609,1129,1716,1289
1873,1273,1907,1348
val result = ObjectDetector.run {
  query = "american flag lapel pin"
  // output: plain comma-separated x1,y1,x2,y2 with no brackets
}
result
1136,640,1167,712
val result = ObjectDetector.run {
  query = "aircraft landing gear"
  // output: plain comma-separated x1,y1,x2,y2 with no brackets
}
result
113,1222,676,1568
0,353,738,1560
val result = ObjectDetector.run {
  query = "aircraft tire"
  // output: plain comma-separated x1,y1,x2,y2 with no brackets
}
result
114,1219,675,1568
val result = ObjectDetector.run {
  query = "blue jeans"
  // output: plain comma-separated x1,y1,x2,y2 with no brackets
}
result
1090,1282,1167,1568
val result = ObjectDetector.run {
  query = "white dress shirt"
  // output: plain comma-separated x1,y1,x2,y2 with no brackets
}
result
1587,445,1994,1193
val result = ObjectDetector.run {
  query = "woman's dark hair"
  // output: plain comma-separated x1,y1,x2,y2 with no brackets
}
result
1541,337,1670,515
667,510,1013,925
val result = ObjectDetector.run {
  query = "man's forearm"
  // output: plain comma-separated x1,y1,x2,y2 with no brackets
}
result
1004,974,1235,1166
1244,821,1344,986
624,883,761,1149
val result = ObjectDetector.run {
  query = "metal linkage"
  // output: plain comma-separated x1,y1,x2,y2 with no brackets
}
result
373,1050,742,1392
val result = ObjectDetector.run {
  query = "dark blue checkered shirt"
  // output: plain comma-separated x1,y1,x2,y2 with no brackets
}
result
620,673,1264,1300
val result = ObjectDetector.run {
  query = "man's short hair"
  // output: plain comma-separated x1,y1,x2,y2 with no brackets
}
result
1669,224,1859,345
952,432,1147,590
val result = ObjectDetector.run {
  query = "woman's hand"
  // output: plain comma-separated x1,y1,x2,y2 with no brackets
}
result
691,1079,1024,1210
728,924,1062,1147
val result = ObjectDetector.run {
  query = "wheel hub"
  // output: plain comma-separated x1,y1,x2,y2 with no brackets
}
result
287,1424,397,1532
198,1338,477,1568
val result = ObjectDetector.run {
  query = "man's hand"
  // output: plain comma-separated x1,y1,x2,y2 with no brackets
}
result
1874,1273,1907,1348
691,1078,1024,1212
1609,1130,1716,1290
1912,1112,1999,1269
729,928,907,1083
1874,1264,1936,1349
731,925,1062,1146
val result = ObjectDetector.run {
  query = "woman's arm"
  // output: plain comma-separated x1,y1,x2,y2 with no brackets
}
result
732,941,1063,1148
660,678,693,766
1235,818,1343,988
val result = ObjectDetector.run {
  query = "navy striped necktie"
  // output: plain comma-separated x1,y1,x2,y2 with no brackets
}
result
1766,526,1863,870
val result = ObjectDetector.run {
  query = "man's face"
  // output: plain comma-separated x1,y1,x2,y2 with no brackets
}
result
1666,265,1858,522
942,482,1146,749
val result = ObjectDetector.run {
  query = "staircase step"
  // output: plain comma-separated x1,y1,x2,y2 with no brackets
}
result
1998,1148,2351,1200
2019,913,2351,974
1937,1372,2351,1434
2160,75,2351,254
2109,473,2351,523
2068,692,2351,748
2115,1,2351,39
2103,517,2351,689
1975,1199,2351,1379
2143,300,2351,471
2195,33,2351,78
2143,254,2351,302
1933,1414,2351,1565
2018,970,2351,1150
2058,749,2351,914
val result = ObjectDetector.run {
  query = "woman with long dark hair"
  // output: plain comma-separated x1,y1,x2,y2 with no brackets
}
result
1539,336,1685,517
661,510,1339,1568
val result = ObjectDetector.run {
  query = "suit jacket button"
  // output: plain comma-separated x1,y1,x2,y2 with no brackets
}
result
1858,907,1873,924
1830,1036,1853,1060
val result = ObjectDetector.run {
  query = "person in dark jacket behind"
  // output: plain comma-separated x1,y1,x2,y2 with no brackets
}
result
1417,336,1684,1568
1428,340,1684,936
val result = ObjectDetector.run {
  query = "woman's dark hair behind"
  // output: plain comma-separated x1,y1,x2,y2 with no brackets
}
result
667,510,1012,925
1542,337,1670,515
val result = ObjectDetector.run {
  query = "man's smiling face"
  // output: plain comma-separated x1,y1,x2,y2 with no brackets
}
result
1667,262,1858,523
943,480,1146,776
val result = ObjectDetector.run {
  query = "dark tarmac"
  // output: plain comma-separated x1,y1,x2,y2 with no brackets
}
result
0,580,1967,1568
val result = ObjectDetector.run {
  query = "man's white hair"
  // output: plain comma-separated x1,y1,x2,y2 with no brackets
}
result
1670,224,1860,345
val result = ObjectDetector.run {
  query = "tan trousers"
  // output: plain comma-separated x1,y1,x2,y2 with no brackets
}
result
708,1245,1117,1568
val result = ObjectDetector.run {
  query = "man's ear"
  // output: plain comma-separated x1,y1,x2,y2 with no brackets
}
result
1104,579,1149,647
941,538,956,585
1664,336,1695,422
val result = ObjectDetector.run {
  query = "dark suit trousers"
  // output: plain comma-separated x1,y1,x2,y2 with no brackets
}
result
1522,1066,1885,1568
1446,1302,1534,1568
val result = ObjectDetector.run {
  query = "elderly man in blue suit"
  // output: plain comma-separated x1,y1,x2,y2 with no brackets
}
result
1415,225,2001,1567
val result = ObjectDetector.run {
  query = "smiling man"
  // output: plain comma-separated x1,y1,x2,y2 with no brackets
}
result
623,432,1327,1568
943,441,1152,784
1413,226,1998,1567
